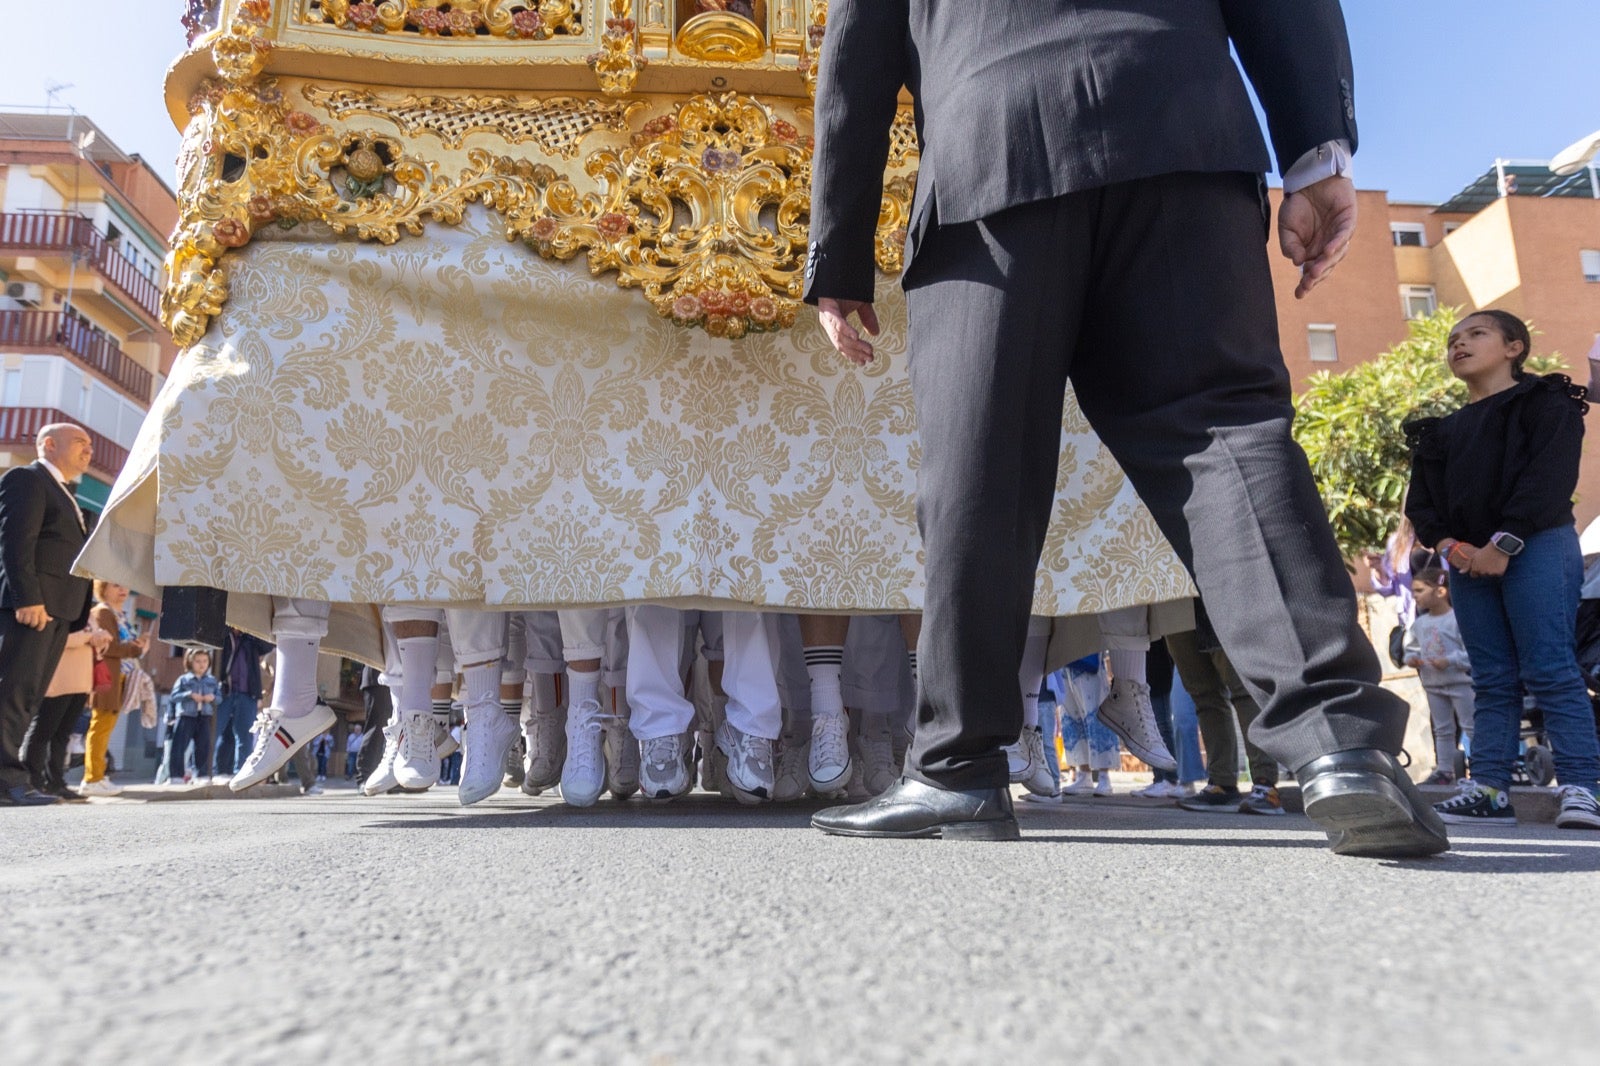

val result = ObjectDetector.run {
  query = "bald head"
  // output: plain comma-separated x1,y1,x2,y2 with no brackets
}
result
37,423,92,481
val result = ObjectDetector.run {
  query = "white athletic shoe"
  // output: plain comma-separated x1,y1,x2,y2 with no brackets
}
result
808,710,851,796
392,708,440,790
1131,779,1183,800
504,729,526,788
1062,771,1096,796
1096,678,1176,772
857,716,898,797
521,706,566,796
79,778,122,797
1094,773,1114,797
715,719,774,805
458,698,519,806
639,733,693,801
436,719,460,760
360,722,402,796
230,702,336,791
773,727,810,802
560,698,609,807
604,709,640,800
1006,726,1057,797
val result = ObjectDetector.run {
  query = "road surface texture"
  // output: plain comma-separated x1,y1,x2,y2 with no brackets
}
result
3,784,1595,1064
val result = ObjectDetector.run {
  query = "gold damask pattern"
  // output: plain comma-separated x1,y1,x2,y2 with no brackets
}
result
82,210,1194,635
301,87,639,155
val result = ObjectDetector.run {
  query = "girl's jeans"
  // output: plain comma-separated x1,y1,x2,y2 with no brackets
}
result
1450,524,1600,791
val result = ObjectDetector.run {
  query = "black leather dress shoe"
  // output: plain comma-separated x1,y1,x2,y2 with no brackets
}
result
1,784,62,806
812,777,1021,840
1299,749,1450,858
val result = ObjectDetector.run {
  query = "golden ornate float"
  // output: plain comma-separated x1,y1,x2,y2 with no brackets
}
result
77,0,1193,658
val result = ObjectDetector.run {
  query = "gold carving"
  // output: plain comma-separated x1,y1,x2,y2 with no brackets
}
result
302,86,640,156
588,0,647,95
303,0,581,39
675,12,767,63
801,0,826,97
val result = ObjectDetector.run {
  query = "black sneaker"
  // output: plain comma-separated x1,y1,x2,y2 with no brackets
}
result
1555,785,1600,830
1432,781,1517,826
1178,783,1241,812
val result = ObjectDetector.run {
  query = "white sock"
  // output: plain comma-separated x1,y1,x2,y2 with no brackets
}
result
501,696,523,720
396,636,438,713
906,649,918,686
1020,630,1050,730
528,673,560,716
431,698,452,730
1108,649,1147,686
568,668,600,709
269,637,320,717
805,645,845,720
461,662,499,714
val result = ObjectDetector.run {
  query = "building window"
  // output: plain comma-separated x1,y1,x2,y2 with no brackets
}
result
1582,249,1600,284
1308,325,1339,363
1391,223,1427,248
1402,286,1438,319
1,369,19,407
1442,222,1462,237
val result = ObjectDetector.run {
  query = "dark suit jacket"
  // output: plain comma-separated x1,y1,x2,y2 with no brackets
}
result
803,0,1359,303
0,462,93,623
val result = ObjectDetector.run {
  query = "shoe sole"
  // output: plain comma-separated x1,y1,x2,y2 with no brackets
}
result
1096,711,1178,772
1437,811,1519,826
1555,813,1600,830
1178,801,1240,813
1303,771,1451,858
812,817,1023,841
1239,805,1287,816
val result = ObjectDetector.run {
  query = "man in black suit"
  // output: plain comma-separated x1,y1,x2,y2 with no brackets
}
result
0,424,95,806
804,0,1448,857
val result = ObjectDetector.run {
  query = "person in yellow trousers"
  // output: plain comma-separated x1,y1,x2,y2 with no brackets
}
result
78,581,148,797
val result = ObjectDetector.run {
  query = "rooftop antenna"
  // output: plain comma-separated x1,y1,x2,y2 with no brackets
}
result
44,81,75,113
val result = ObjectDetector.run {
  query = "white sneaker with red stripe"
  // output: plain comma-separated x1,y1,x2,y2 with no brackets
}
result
229,702,337,792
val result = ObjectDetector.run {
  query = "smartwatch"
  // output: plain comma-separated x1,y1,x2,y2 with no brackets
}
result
1490,531,1525,557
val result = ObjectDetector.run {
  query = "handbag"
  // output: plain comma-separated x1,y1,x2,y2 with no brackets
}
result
91,656,115,698
1387,624,1407,670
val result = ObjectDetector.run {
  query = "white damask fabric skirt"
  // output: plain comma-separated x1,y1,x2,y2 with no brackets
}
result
78,208,1194,662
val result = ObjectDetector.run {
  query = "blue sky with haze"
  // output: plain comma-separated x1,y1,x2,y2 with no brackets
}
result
2,1,1597,203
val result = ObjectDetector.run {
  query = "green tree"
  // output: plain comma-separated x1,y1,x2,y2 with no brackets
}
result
1292,307,1565,559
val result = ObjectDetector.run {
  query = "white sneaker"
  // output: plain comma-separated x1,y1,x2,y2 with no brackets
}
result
773,728,810,802
715,719,775,805
1018,789,1064,804
1132,780,1181,800
521,706,566,796
79,778,122,797
604,715,640,800
1006,726,1057,797
392,709,440,790
458,698,519,806
361,722,402,796
808,710,851,795
857,717,897,796
639,733,694,801
210,775,231,787
302,781,325,796
436,719,460,760
230,702,337,791
503,731,526,789
1093,773,1113,797
1096,678,1176,772
1062,772,1095,796
560,698,610,807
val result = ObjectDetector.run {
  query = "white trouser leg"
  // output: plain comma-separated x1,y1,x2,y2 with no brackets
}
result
445,609,507,669
625,606,695,740
558,608,608,663
718,611,781,741
501,612,529,687
271,597,331,640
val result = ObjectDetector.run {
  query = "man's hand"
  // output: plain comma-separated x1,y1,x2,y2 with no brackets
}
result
14,604,51,631
1279,175,1357,299
816,298,881,366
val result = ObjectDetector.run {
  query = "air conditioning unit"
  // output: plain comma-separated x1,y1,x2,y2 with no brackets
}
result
4,281,43,306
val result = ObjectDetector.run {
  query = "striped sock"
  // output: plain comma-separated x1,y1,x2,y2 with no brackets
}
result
805,645,845,720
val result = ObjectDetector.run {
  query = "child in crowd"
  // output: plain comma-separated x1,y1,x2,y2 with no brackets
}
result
1405,309,1600,830
1404,567,1474,785
170,649,221,784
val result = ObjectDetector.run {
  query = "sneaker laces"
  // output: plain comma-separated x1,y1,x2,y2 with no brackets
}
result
641,735,682,772
728,727,773,772
462,707,510,777
399,710,435,762
1439,780,1488,809
811,713,849,768
241,707,284,769
567,700,616,778
1557,784,1599,808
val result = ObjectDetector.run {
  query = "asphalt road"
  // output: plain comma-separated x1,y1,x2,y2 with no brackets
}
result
3,785,1596,1065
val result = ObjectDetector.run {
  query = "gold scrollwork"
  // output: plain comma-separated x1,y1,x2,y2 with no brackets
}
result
802,0,826,97
306,0,580,39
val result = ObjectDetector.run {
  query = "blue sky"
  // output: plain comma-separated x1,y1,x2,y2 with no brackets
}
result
2,1,1597,204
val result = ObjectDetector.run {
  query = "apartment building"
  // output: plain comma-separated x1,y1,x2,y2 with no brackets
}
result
1267,158,1600,523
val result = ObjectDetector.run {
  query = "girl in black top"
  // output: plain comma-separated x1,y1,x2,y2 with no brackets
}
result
1404,310,1600,830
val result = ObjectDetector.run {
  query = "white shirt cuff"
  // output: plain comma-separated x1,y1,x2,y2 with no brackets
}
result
1283,139,1353,194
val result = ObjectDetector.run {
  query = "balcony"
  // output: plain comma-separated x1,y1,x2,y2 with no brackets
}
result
0,212,164,324
0,406,130,482
0,311,153,402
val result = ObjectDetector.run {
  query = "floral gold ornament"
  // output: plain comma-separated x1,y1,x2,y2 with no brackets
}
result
306,0,581,39
588,0,647,96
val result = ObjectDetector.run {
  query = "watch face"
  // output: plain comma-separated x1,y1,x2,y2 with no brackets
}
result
1495,533,1525,554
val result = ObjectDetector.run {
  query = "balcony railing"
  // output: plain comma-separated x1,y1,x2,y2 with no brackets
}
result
0,406,130,482
0,311,153,402
0,212,164,324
